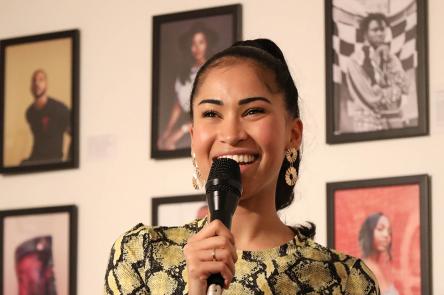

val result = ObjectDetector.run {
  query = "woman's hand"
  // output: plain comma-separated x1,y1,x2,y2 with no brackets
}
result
184,220,238,295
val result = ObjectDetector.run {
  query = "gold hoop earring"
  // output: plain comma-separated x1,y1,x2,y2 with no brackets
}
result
192,152,202,190
285,147,298,186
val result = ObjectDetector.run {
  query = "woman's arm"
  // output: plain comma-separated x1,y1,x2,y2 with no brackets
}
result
157,101,183,150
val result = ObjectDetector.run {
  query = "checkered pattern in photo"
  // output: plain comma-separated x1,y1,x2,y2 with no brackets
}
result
332,1,417,84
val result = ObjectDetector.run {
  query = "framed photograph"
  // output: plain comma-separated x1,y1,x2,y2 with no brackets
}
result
0,205,78,295
151,4,242,159
325,0,428,143
0,29,80,173
327,175,431,295
152,194,206,226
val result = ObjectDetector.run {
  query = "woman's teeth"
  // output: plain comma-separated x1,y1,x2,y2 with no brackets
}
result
218,154,256,164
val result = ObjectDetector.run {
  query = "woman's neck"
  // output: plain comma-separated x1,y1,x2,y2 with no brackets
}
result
229,194,294,251
367,251,390,265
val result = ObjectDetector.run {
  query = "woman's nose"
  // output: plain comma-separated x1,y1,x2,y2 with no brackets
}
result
219,116,247,146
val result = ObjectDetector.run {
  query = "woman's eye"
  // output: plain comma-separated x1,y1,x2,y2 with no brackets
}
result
244,108,265,116
202,110,218,118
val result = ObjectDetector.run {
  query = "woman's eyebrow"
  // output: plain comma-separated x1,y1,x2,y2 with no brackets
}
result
197,96,271,106
238,96,271,105
198,99,223,106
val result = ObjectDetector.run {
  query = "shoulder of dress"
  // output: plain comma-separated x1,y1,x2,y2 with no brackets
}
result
297,239,359,267
116,218,205,249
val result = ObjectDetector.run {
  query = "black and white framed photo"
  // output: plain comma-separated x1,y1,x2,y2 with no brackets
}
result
327,175,431,295
151,4,242,159
0,29,80,173
151,194,206,226
325,0,428,143
0,205,78,295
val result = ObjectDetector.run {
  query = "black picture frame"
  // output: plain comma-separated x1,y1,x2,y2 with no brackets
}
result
151,194,206,226
325,0,429,143
151,4,242,159
327,174,431,294
0,29,80,173
0,205,78,295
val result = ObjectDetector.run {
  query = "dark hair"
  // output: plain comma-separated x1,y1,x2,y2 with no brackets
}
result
358,212,392,260
360,13,388,38
177,22,218,84
189,39,301,208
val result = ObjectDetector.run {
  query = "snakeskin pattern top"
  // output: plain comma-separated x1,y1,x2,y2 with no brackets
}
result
104,218,380,294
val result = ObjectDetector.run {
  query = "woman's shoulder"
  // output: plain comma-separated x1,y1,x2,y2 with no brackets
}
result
292,235,380,293
300,238,359,266
111,218,206,251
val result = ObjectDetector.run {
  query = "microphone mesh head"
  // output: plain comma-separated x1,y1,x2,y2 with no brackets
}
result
208,158,241,182
206,158,241,193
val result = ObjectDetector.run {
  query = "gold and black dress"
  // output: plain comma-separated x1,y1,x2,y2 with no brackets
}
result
104,218,379,294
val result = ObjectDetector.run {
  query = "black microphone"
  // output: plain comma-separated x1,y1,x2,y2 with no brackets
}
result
205,158,242,295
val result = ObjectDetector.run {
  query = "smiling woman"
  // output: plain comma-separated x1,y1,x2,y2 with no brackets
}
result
104,39,381,295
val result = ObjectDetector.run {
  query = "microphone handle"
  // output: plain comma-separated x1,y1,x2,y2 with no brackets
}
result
205,188,240,294
207,283,223,295
206,211,228,294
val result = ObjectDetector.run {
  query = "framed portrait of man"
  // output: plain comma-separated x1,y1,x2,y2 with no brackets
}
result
151,4,242,159
327,175,431,295
325,0,428,143
151,194,206,226
0,205,78,295
0,29,80,173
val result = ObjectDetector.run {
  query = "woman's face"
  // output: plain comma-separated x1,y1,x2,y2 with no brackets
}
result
191,60,302,203
373,215,392,253
191,32,208,64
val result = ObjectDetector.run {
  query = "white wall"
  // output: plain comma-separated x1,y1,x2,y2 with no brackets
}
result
1,0,443,294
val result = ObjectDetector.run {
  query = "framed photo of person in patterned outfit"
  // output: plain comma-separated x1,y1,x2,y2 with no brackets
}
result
0,29,80,174
151,194,206,226
327,174,431,295
0,205,78,295
151,4,242,159
325,0,428,143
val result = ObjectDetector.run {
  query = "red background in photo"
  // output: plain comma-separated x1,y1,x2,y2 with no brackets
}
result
334,184,421,295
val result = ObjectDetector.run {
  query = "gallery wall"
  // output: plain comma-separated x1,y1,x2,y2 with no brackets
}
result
1,0,443,294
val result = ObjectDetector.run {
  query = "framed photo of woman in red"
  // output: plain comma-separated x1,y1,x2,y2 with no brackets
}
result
327,175,431,295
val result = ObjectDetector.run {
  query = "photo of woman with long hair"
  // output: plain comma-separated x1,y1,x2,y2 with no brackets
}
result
157,22,218,151
359,212,399,295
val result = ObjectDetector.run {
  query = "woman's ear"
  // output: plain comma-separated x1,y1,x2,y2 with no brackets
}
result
288,118,303,148
189,125,194,149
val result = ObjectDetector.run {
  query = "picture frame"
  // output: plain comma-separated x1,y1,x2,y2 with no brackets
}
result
325,0,429,143
151,194,206,226
327,174,431,294
0,29,80,173
151,4,242,159
0,205,78,295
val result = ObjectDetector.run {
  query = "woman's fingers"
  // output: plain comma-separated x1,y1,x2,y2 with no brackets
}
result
185,219,238,292
187,259,234,288
190,220,235,244
185,235,237,262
